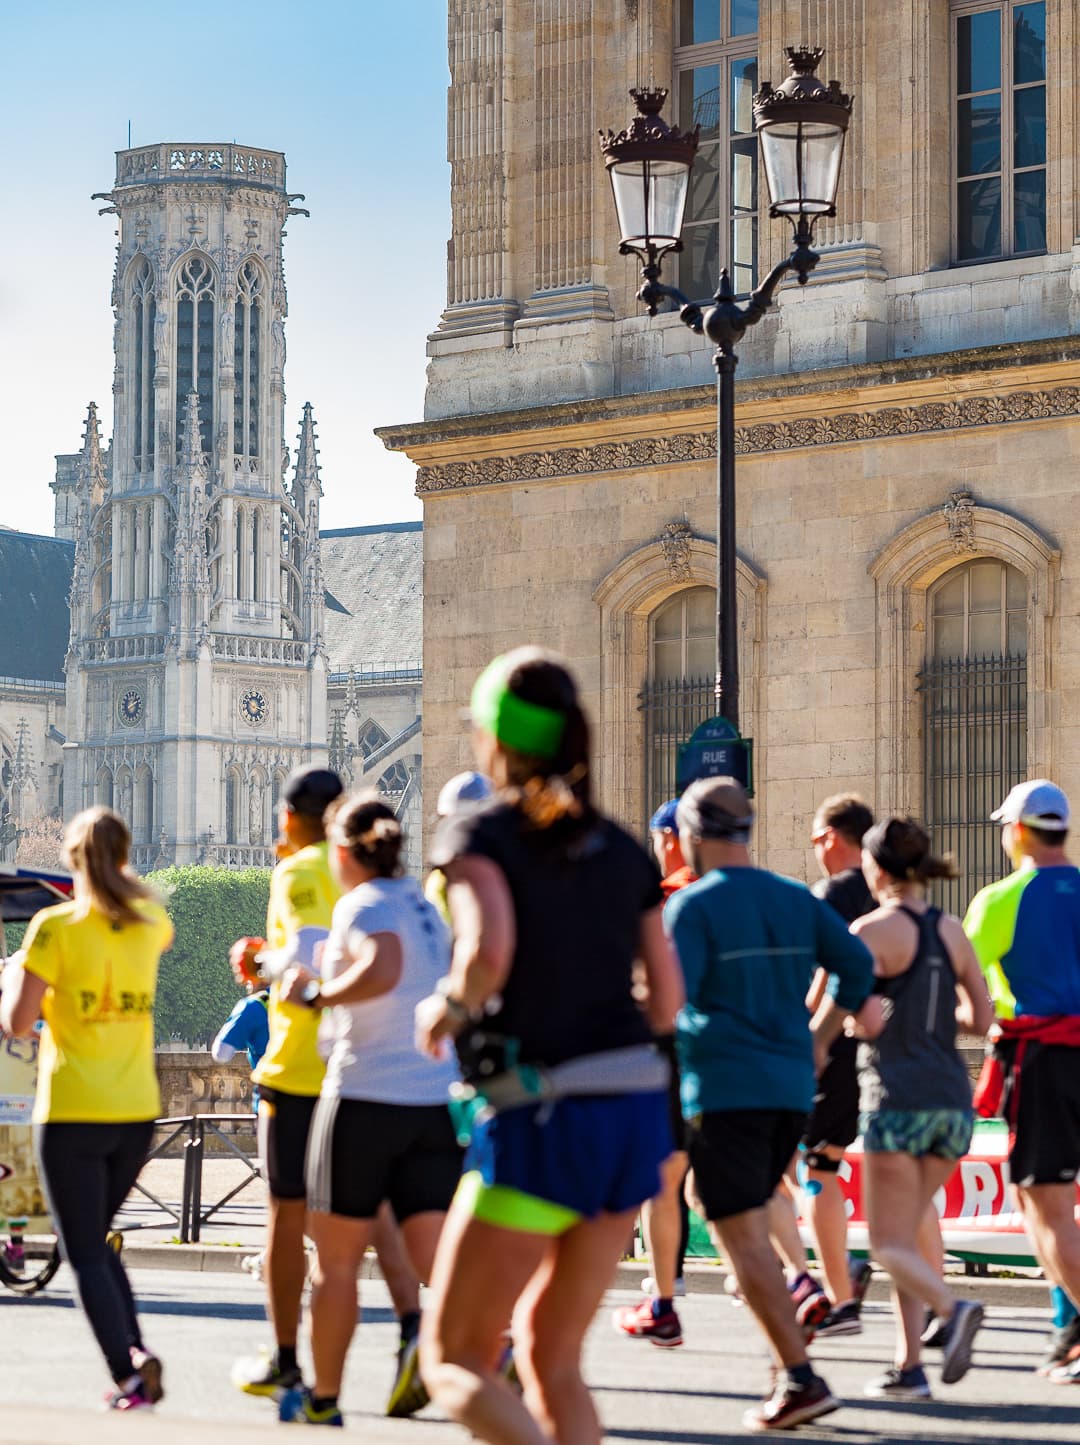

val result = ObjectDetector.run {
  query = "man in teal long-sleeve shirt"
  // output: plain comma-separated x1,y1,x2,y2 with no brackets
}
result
669,777,873,1433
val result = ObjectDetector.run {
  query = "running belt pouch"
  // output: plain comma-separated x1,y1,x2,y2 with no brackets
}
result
469,1043,670,1114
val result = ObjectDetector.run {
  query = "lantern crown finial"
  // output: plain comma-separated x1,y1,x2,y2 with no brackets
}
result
755,46,854,117
786,46,825,76
598,87,699,167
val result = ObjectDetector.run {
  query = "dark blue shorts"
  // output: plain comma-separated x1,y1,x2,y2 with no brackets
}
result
465,1090,672,1219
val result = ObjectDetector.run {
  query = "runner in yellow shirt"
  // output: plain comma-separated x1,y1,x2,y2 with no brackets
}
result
230,767,425,1415
0,807,172,1412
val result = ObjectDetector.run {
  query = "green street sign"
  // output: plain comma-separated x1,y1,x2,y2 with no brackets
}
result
676,716,754,796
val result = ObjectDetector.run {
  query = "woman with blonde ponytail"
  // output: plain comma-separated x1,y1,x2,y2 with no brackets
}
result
0,807,172,1410
416,648,684,1445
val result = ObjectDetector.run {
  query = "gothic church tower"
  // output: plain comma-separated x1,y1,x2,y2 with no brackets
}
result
64,143,327,866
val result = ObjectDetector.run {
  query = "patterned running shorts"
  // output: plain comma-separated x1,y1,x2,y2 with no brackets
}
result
860,1107,974,1161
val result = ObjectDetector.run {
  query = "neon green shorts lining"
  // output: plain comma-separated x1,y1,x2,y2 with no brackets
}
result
454,1169,582,1236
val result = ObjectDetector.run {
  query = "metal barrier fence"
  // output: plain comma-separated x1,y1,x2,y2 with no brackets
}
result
121,1113,261,1244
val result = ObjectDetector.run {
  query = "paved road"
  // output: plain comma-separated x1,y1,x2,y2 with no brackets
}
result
1,1266,1079,1442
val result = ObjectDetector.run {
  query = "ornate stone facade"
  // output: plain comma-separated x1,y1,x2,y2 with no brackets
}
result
60,145,328,867
382,1,1080,894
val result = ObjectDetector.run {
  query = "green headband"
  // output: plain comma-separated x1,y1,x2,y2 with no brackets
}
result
470,657,567,760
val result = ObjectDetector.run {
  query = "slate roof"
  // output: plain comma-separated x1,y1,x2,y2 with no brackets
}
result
319,523,422,675
0,521,422,685
0,530,74,683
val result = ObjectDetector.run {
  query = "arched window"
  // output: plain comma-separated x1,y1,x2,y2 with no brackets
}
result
135,765,154,844
358,719,390,758
643,586,717,820
234,260,262,460
225,767,244,845
377,760,410,797
251,511,260,603
921,559,1029,913
96,766,114,810
174,255,215,449
131,257,156,473
650,586,716,682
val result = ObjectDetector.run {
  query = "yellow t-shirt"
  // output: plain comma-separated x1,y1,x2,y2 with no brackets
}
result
20,897,174,1124
252,842,340,1098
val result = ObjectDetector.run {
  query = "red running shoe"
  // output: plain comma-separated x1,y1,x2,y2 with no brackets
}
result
788,1272,830,1341
611,1298,684,1347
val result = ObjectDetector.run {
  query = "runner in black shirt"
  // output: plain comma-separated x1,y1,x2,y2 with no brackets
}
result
416,648,683,1445
804,794,876,1336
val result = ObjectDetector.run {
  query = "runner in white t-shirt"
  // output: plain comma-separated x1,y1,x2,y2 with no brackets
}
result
276,793,462,1428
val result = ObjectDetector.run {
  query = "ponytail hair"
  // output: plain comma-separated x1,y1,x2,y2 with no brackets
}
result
475,647,594,833
63,807,157,925
326,792,404,878
864,815,957,884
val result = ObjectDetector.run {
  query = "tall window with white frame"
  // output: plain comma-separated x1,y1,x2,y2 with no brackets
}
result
675,0,758,300
919,559,1028,915
953,1,1046,263
641,586,717,826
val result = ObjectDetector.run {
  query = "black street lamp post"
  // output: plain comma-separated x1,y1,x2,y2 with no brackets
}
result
601,48,853,755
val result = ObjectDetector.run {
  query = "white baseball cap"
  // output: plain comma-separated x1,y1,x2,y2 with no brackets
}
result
436,770,493,818
990,779,1071,831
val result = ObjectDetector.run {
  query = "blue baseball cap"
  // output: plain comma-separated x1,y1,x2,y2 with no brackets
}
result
991,779,1070,830
649,799,681,835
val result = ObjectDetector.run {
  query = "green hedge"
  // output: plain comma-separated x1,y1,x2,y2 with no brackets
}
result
146,866,271,1046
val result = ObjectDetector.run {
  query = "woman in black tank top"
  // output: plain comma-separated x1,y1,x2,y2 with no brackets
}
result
850,818,994,1402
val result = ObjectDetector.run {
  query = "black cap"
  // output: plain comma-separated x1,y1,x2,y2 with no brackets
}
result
282,766,344,819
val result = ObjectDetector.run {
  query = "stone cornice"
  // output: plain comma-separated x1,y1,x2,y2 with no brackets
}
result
378,337,1080,465
414,380,1080,496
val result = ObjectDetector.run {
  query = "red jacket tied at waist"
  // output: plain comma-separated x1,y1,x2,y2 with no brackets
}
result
973,1014,1080,1118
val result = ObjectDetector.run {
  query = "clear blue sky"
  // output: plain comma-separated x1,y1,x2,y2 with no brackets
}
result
0,0,449,536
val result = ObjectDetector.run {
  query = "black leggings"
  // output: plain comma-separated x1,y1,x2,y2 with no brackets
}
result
34,1120,154,1382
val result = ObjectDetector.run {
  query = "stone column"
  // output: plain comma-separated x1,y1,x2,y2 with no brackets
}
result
519,0,614,324
435,0,519,338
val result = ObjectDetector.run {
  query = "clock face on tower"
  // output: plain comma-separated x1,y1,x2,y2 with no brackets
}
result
240,688,270,727
118,688,144,727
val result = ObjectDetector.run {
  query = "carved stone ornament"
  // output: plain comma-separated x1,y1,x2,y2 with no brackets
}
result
415,385,1080,496
660,522,694,581
943,488,977,554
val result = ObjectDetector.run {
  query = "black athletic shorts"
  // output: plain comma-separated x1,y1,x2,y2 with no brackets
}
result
305,1096,464,1221
802,1033,859,1162
687,1108,806,1222
1007,1041,1080,1187
258,1085,318,1201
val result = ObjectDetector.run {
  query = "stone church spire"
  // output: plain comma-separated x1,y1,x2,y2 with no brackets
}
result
293,402,323,512
68,401,111,650
79,400,109,507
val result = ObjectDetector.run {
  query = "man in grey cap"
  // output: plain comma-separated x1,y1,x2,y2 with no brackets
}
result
965,778,1080,1379
667,777,873,1430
